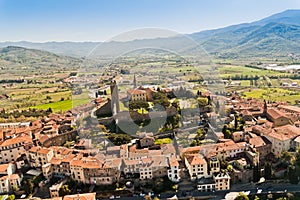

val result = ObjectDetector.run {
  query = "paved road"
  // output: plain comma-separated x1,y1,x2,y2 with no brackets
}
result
103,181,300,200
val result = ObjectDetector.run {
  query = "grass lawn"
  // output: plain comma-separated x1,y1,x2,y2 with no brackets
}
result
119,101,129,111
155,138,173,145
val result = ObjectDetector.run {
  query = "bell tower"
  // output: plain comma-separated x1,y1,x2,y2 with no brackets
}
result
110,80,120,115
133,74,137,88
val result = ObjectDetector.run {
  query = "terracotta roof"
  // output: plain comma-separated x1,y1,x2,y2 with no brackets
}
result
249,136,271,148
127,89,146,95
241,110,252,116
279,105,300,114
38,148,51,155
0,164,10,173
50,158,62,165
185,154,207,165
123,159,139,166
150,155,168,167
161,143,176,155
63,193,96,200
38,135,50,144
0,175,8,181
169,157,179,167
0,136,31,147
29,146,51,155
268,125,300,141
62,154,76,163
8,174,20,180
267,108,288,120
104,158,122,168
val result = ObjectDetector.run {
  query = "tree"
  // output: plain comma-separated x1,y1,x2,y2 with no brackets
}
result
22,178,34,195
7,195,15,200
254,196,260,200
108,133,132,145
234,115,238,130
287,165,299,184
253,165,261,182
129,100,149,113
47,108,53,113
197,97,208,107
280,151,294,167
153,92,170,108
296,147,300,167
12,185,19,192
197,90,201,96
250,79,254,86
171,99,180,110
234,192,249,200
215,101,220,111
225,130,232,139
59,185,71,196
227,164,233,172
264,162,272,180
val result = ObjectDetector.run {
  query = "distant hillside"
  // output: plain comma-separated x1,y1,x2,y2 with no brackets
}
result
0,46,81,78
191,9,300,59
1,9,300,60
0,42,99,58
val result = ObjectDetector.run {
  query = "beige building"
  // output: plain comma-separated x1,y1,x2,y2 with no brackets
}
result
266,108,291,127
0,163,22,194
0,136,32,164
168,156,180,182
232,131,244,142
214,172,230,191
197,172,230,192
248,136,271,161
209,156,220,174
184,154,209,180
127,89,147,101
260,125,300,156
28,146,54,168
139,132,155,148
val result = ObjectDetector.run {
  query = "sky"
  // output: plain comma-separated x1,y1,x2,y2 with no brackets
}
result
0,0,300,42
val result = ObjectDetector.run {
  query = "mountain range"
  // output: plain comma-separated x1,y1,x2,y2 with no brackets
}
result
1,9,300,60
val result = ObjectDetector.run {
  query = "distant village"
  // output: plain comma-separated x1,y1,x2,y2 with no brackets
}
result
1,75,300,200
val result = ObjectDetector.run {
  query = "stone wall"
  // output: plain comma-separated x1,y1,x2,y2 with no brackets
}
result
41,130,78,147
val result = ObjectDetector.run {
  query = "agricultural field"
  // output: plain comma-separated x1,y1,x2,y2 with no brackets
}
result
242,88,300,105
32,98,90,112
218,65,290,79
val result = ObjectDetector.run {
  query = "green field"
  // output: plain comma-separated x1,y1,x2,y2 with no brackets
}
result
32,98,91,112
243,88,300,105
218,65,289,78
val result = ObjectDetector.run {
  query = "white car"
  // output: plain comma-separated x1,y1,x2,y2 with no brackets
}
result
257,189,262,194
